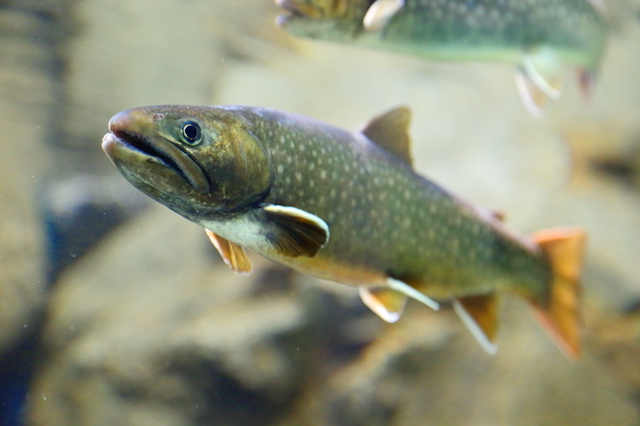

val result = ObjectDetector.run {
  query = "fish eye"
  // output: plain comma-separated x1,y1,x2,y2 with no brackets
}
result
180,121,202,145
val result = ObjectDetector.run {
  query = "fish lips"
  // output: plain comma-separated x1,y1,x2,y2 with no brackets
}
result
102,130,212,195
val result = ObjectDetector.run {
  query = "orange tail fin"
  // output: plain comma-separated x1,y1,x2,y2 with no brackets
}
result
530,227,586,359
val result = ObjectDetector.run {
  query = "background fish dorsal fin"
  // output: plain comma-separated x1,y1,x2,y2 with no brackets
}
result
360,106,413,166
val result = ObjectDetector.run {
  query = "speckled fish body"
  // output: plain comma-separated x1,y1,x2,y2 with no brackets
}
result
277,0,608,115
278,0,607,68
102,105,585,356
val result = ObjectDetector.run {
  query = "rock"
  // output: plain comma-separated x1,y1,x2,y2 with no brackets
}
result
27,205,378,426
0,1,64,355
280,303,639,426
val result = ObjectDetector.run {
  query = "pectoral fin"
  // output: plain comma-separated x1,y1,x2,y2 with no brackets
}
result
515,49,563,116
359,286,408,323
205,229,253,275
522,50,562,100
259,205,330,258
363,0,404,31
453,294,499,355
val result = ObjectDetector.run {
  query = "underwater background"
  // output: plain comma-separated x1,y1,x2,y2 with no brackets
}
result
1,0,640,424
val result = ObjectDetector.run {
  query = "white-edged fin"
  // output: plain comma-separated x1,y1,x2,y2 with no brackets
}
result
363,0,404,31
205,229,253,275
260,205,329,258
453,298,498,355
514,68,545,118
387,277,439,311
359,286,408,323
521,51,562,100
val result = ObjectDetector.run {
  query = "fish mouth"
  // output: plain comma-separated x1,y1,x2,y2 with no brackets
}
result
103,130,211,194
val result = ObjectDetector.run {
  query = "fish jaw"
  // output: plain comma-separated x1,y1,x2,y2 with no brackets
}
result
101,131,213,218
106,109,210,193
102,107,224,221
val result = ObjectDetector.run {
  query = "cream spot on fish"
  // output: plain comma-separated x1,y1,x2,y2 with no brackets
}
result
318,195,325,204
298,190,305,197
309,180,315,188
295,172,302,181
341,191,348,199
277,165,284,174
285,176,291,185
320,170,327,180
287,156,293,164
309,163,315,171
330,188,336,198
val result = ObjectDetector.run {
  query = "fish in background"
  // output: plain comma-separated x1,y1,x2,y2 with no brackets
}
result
102,105,585,357
276,0,608,116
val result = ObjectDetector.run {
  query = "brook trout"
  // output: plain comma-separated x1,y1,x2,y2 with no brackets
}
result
276,0,608,115
102,105,585,357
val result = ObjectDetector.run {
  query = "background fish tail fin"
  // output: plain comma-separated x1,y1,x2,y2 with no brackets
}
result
529,227,586,359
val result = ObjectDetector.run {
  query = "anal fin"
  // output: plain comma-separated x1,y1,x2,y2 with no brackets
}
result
359,286,407,323
205,229,253,275
453,294,499,355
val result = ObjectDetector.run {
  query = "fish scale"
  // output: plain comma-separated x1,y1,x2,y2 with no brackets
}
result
282,118,526,289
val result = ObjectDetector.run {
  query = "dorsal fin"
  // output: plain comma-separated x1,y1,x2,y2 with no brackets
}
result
360,107,413,165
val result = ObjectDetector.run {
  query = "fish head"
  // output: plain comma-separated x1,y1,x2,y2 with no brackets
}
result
102,105,273,219
276,0,369,40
